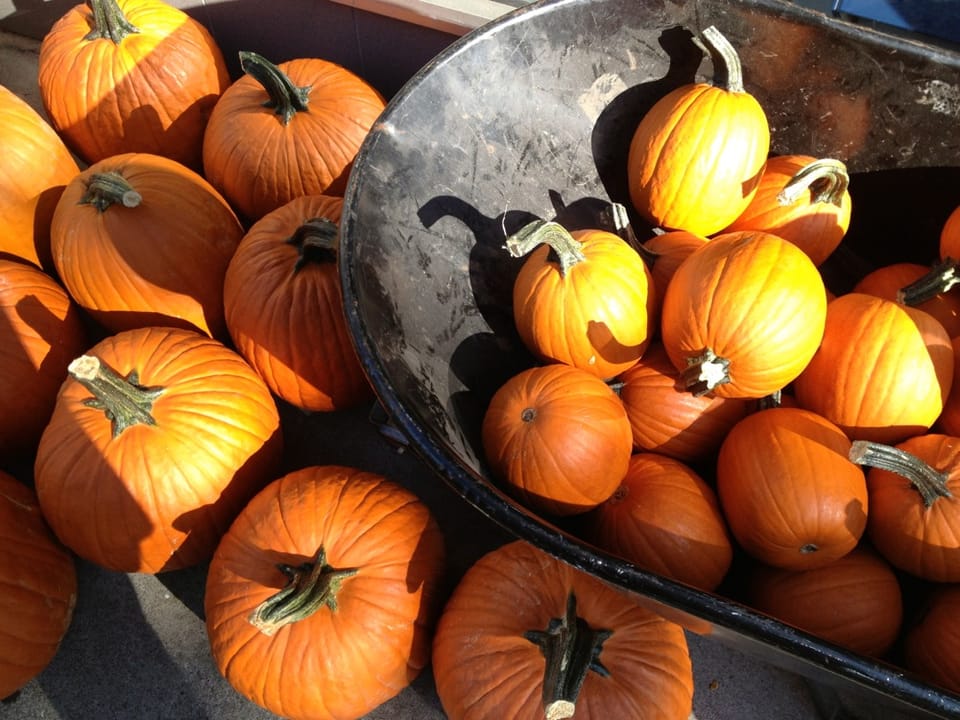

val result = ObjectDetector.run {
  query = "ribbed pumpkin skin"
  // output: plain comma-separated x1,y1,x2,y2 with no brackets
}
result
481,364,633,516
202,57,386,222
0,84,79,269
0,471,77,700
37,0,229,169
854,262,960,339
643,230,708,318
0,260,88,457
660,230,827,399
432,540,693,720
512,228,654,379
904,584,960,694
584,452,733,592
793,293,954,444
205,465,446,720
50,152,244,340
716,407,868,571
34,326,283,573
627,82,769,236
224,195,372,412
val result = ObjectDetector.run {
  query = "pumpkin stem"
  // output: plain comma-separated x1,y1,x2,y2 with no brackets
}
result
777,159,850,208
695,25,746,94
80,172,143,212
849,440,953,508
524,592,611,720
84,0,140,44
286,217,339,273
68,355,164,438
248,547,359,637
239,50,310,125
599,202,659,263
897,258,960,307
681,348,731,396
504,220,586,277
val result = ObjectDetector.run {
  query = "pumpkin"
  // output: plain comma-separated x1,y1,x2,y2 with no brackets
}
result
34,326,283,573
582,452,733,592
936,336,960,436
0,83,80,270
641,230,708,319
793,293,954,444
745,546,902,658
432,539,693,720
37,0,229,169
854,262,960,339
897,203,960,310
723,155,851,266
0,259,89,457
204,464,446,720
506,220,655,379
716,407,868,570
202,51,386,222
50,152,244,340
615,341,748,463
223,194,372,412
626,26,769,236
850,434,960,582
660,230,827,399
903,583,960,694
481,363,633,516
0,470,77,700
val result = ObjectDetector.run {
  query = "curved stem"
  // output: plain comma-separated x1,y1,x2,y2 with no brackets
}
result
84,0,140,44
897,258,960,306
81,172,142,213
777,159,850,208
599,202,657,262
68,355,164,438
239,50,310,125
696,25,745,93
286,217,339,273
248,547,358,636
524,592,611,720
849,440,953,508
504,220,586,277
681,348,731,396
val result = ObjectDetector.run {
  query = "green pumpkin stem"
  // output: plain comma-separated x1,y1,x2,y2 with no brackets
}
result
524,592,611,720
682,347,731,396
248,547,358,637
504,220,586,277
849,440,953,508
68,355,164,438
239,50,310,125
696,25,746,94
85,0,140,44
81,172,142,212
599,201,658,263
286,217,339,273
777,159,850,208
897,258,960,307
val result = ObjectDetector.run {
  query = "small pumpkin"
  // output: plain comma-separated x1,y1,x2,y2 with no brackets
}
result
0,470,77,700
481,363,633,516
205,464,446,720
627,26,769,236
34,326,283,573
432,539,694,720
641,230,708,318
854,262,960,339
897,203,960,310
903,583,960,695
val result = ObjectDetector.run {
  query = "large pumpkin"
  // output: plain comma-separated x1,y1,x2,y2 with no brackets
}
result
50,152,244,340
202,51,386,222
34,326,283,573
223,194,372,412
37,0,229,169
432,539,694,720
0,470,77,700
205,464,446,720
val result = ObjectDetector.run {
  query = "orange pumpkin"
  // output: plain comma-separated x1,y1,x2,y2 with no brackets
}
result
897,203,960,310
432,540,694,720
627,26,769,235
205,464,445,720
202,51,386,222
38,0,229,169
854,262,960,339
660,230,827,399
223,194,372,412
641,230,708,320
936,336,960,435
716,407,868,570
34,326,283,573
904,583,960,694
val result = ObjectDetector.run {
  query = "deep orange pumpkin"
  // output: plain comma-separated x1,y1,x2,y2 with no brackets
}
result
34,326,283,573
904,584,960,694
38,0,230,169
0,470,77,700
936,336,960,436
205,464,446,720
642,230,708,317
854,262,960,339
432,539,694,720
